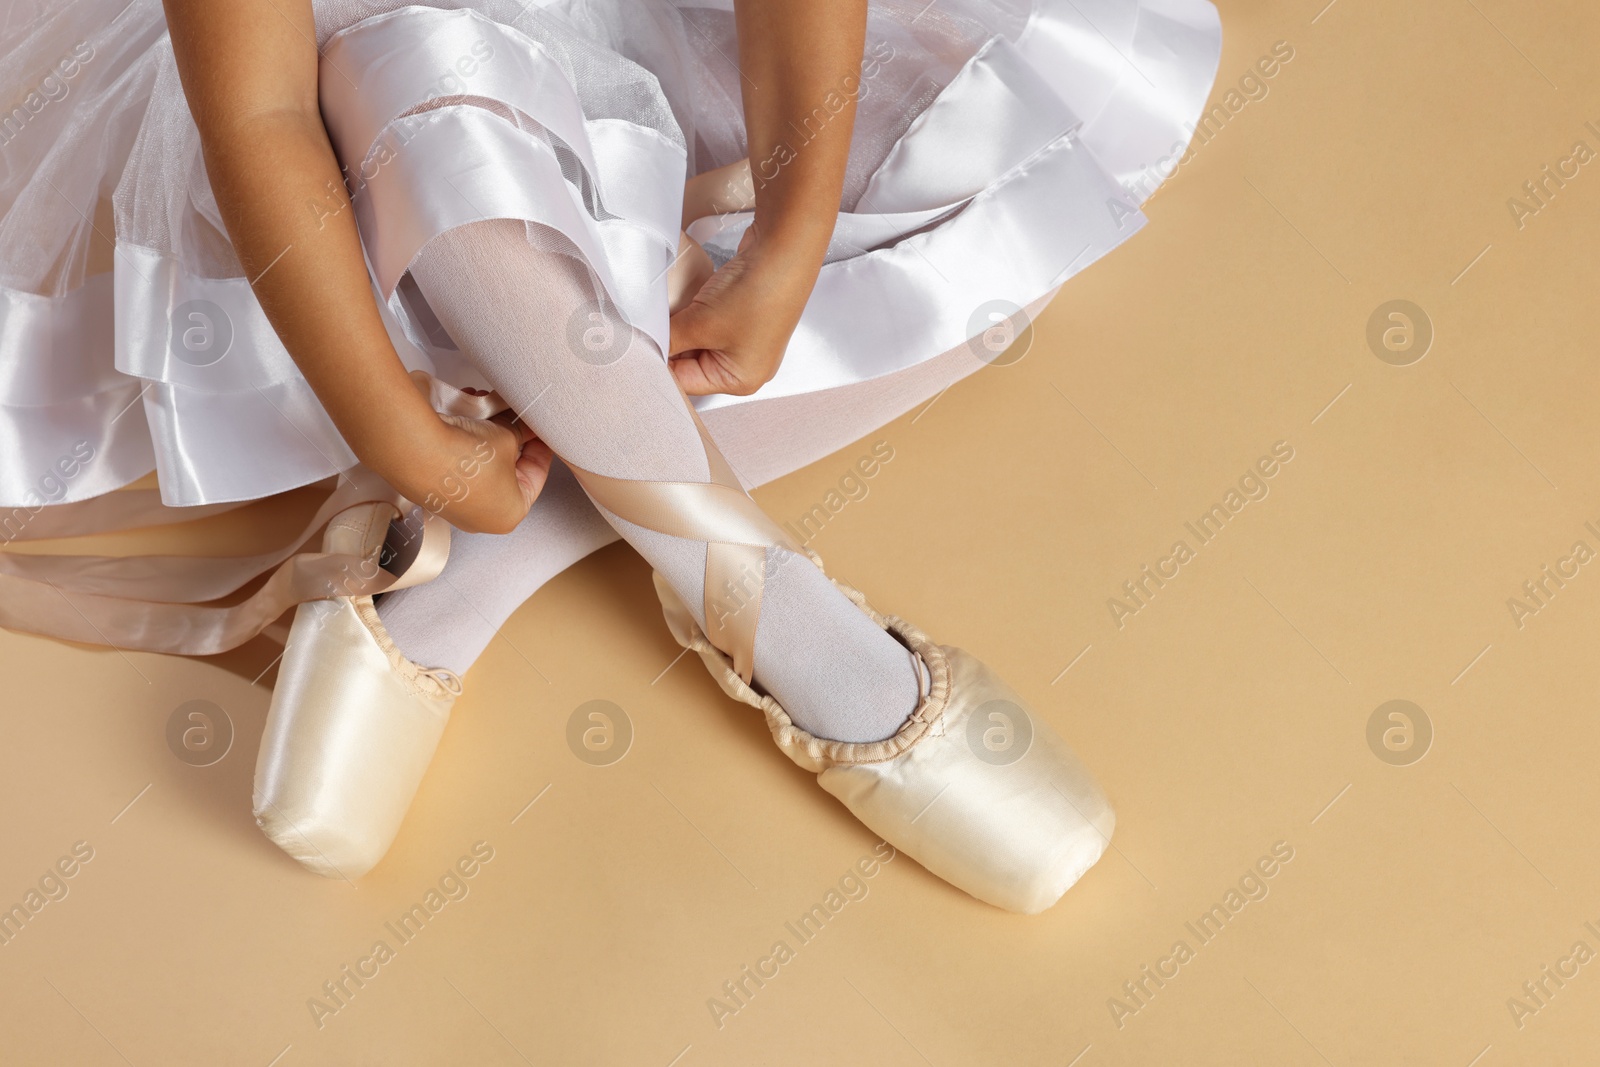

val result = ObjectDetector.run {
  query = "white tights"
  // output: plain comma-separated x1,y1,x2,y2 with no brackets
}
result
377,220,920,744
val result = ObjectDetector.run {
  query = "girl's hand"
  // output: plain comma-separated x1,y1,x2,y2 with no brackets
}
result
387,379,553,534
667,223,818,396
668,0,865,395
165,0,552,537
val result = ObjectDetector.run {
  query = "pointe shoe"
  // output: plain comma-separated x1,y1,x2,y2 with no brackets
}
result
253,502,462,880
653,569,1114,914
555,389,1114,913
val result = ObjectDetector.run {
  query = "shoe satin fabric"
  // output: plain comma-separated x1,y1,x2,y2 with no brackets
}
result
255,596,456,880
818,645,1114,914
653,566,1115,913
253,502,461,879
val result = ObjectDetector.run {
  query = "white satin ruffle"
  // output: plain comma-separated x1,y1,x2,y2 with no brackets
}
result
0,0,1221,508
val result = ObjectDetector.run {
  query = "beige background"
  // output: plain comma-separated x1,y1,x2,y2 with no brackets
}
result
5,0,1600,1063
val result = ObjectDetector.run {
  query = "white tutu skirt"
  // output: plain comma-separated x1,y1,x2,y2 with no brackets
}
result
0,0,1220,511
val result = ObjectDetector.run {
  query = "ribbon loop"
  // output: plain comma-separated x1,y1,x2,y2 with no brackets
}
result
0,373,477,656
565,396,796,685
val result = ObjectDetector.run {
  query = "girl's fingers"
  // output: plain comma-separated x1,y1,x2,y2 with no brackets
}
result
514,439,555,506
669,351,718,395
671,348,770,397
668,299,716,357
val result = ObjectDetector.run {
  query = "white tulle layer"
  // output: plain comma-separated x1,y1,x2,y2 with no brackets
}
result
0,0,1220,508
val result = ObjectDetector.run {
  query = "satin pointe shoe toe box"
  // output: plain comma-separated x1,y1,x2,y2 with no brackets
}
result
654,567,1115,914
253,595,456,880
817,643,1115,915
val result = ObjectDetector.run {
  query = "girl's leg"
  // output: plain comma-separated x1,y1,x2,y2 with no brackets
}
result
383,218,920,744
376,461,618,677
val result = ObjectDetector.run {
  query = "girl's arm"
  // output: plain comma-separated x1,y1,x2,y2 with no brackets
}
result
162,0,548,533
668,0,869,396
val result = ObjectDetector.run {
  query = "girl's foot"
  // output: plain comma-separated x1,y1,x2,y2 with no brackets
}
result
655,564,1115,914
253,502,462,880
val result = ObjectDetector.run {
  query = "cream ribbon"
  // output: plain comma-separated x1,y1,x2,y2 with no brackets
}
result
0,470,446,655
565,401,798,685
0,383,487,655
0,370,791,685
332,372,794,683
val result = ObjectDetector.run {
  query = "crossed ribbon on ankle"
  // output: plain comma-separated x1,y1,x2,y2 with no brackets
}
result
441,377,797,683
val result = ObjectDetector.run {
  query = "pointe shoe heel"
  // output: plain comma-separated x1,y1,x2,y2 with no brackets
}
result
653,570,1114,915
253,503,461,880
